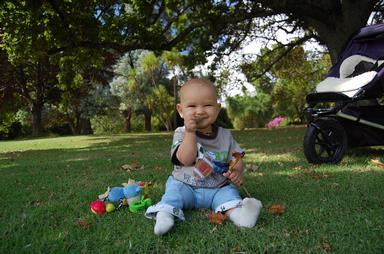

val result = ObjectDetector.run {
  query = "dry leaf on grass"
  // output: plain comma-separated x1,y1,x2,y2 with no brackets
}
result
232,245,244,253
303,169,315,174
293,166,317,175
121,178,137,187
208,212,227,224
322,242,331,252
268,204,285,215
121,161,144,172
371,159,384,169
76,219,92,230
312,173,330,180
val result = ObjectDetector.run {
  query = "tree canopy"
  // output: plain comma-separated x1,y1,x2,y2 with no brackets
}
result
0,0,382,137
3,1,381,63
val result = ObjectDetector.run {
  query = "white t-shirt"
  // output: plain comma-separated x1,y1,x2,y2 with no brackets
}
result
170,126,244,188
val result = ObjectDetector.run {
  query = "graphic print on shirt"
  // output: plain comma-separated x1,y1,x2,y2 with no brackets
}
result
193,143,229,179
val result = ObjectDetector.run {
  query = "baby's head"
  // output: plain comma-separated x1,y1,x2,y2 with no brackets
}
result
177,78,221,131
179,78,218,101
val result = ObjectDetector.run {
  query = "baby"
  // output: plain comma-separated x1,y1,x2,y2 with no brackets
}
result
145,78,262,235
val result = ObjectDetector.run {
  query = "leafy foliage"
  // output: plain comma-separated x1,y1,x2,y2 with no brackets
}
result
0,0,381,137
110,50,184,132
147,85,174,131
226,94,273,129
242,46,331,122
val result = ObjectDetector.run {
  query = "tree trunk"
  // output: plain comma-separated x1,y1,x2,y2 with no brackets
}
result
68,122,77,135
69,112,81,135
31,67,45,137
143,108,152,132
296,0,377,64
31,103,43,137
122,109,132,132
165,119,173,132
80,118,93,134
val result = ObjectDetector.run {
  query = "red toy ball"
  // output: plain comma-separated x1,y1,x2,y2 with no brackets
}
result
90,200,106,215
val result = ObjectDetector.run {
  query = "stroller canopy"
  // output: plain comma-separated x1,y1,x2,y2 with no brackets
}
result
316,23,384,98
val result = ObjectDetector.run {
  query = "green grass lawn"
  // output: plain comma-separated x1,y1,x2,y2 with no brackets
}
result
1,126,383,253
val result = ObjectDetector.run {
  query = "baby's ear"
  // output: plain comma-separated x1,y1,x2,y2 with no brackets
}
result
176,104,184,118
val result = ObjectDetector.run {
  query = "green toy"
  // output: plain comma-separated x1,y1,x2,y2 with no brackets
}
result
91,179,152,215
129,196,152,213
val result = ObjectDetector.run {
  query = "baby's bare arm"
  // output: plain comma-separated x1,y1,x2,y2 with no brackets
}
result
176,112,200,166
176,131,197,166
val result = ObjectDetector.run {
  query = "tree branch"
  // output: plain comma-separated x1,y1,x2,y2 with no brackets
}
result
253,34,316,79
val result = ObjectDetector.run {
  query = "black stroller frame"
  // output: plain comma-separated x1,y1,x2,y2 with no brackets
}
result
303,23,384,164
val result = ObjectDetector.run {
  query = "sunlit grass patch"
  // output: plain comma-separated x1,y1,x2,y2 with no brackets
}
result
1,127,383,253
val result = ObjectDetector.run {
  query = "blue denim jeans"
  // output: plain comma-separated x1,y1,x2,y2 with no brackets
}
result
145,176,242,220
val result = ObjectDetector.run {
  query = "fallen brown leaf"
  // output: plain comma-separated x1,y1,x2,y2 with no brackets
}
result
303,169,315,174
208,212,227,224
371,159,384,169
232,245,244,253
268,204,285,215
121,161,144,172
76,219,92,230
322,242,331,252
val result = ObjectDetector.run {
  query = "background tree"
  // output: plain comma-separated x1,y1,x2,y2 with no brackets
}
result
147,85,174,131
55,50,115,134
226,94,273,129
0,2,61,136
1,0,382,137
15,1,380,69
162,50,186,128
242,45,331,122
271,48,330,122
111,51,176,131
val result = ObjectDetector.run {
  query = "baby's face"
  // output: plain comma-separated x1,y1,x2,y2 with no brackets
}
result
177,82,221,132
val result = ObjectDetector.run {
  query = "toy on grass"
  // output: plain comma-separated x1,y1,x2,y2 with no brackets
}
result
90,200,106,215
105,203,116,213
90,178,152,215
123,184,142,204
129,196,153,213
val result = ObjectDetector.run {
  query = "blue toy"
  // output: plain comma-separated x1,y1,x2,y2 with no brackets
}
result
123,184,142,204
108,187,125,203
93,179,152,214
107,184,142,205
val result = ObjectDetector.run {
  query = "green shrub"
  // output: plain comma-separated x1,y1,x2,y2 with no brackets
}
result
91,111,124,134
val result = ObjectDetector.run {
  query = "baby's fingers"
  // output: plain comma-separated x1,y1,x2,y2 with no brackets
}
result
223,171,235,179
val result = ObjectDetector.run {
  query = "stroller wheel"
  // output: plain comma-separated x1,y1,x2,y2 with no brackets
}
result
303,118,348,164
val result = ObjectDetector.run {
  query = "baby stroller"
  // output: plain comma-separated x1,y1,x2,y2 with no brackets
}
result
303,23,384,164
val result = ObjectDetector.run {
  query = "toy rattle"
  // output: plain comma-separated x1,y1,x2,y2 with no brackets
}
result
89,179,152,215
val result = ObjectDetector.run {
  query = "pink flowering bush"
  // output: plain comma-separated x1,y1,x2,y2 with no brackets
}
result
266,116,287,129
